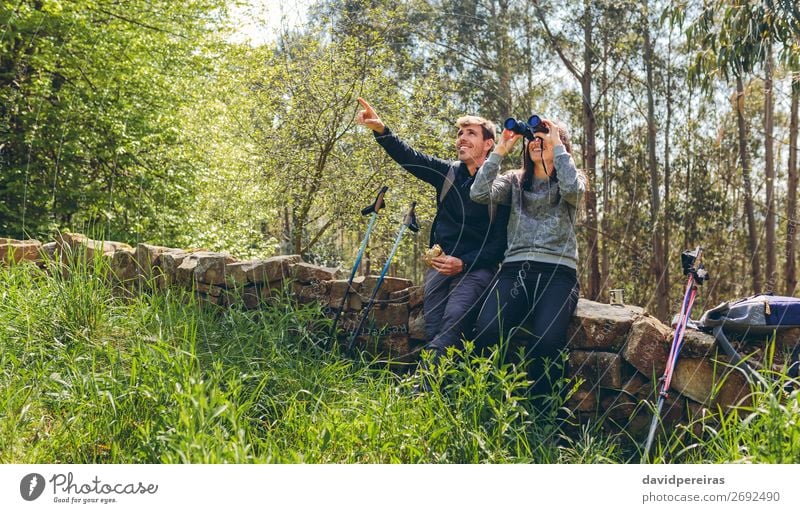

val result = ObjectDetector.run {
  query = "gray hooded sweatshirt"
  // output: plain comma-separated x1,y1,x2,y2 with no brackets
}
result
470,146,585,269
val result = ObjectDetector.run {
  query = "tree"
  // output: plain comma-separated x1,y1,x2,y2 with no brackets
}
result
0,0,228,242
182,21,450,268
642,0,668,319
787,71,799,294
683,0,800,292
406,0,532,121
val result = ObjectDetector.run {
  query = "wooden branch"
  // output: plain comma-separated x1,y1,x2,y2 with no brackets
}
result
93,7,186,39
302,217,335,254
531,0,582,81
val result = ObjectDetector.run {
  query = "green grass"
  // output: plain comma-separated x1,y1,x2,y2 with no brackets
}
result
659,355,800,463
1,253,798,463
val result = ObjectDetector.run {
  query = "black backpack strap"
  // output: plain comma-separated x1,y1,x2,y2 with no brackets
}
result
438,163,458,205
440,161,497,224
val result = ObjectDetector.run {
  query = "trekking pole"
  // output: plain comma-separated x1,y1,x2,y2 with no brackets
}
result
642,247,709,463
328,186,388,341
347,202,419,354
712,326,771,388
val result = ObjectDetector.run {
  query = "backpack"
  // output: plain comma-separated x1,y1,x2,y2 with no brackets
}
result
697,293,800,381
698,293,800,336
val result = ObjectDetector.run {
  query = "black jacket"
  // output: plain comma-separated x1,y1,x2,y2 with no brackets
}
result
374,127,509,270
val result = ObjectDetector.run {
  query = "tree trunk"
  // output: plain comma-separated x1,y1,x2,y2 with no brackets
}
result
495,0,513,119
281,207,293,255
601,37,610,295
643,6,667,320
582,0,601,300
663,20,673,314
764,43,776,291
524,2,534,114
786,74,799,295
684,82,693,251
735,76,763,292
292,211,302,256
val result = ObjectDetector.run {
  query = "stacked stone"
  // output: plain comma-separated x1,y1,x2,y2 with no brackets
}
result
0,238,45,264
564,300,750,436
129,244,303,308
0,233,134,267
1,232,760,430
323,276,422,363
57,232,132,260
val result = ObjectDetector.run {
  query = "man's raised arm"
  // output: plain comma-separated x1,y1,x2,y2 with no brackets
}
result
356,97,449,189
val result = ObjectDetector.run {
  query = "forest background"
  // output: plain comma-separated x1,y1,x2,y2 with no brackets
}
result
2,0,799,323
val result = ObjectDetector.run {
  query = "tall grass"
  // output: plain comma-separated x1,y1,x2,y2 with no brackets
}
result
658,362,800,463
1,254,797,463
641,333,800,463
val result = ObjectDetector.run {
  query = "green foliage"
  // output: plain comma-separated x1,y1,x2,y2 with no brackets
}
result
181,23,461,267
3,0,800,313
683,0,800,85
655,377,800,464
0,0,229,242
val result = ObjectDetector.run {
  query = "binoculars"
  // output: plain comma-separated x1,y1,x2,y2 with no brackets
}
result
503,114,548,139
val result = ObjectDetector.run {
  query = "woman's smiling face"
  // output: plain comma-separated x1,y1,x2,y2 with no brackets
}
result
527,136,552,163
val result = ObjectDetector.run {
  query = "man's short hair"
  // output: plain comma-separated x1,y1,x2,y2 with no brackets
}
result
456,116,496,141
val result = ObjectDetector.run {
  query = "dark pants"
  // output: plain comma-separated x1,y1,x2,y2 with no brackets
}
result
423,267,497,354
474,261,579,396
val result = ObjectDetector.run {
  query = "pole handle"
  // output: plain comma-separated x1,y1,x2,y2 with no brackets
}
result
681,246,710,284
403,201,419,232
361,186,388,216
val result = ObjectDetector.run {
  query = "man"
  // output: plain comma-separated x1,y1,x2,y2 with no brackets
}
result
356,98,509,363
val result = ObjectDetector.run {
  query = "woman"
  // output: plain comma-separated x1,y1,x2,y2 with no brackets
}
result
470,118,586,400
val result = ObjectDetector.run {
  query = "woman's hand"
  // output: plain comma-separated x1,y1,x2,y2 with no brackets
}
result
539,119,563,151
494,129,523,157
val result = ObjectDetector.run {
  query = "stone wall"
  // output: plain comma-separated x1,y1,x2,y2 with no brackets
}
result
2,234,769,435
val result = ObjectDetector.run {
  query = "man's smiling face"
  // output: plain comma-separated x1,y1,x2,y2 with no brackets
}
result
455,123,493,164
